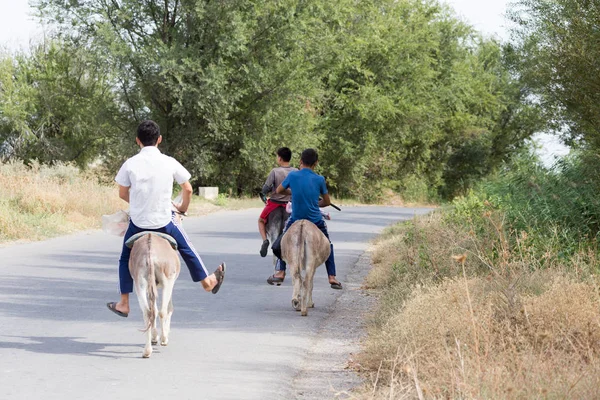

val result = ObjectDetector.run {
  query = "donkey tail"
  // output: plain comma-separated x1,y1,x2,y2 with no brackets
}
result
297,221,307,273
143,234,158,333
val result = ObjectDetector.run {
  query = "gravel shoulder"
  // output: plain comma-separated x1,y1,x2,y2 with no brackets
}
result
291,252,376,399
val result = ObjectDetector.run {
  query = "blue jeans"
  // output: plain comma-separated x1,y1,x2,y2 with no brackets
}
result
274,218,336,276
118,213,209,294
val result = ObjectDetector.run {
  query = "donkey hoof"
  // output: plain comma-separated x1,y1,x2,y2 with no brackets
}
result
142,349,152,358
160,339,169,346
151,339,158,345
309,303,315,308
301,310,308,316
292,299,300,311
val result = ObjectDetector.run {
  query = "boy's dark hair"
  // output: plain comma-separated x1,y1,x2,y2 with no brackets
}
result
300,148,318,167
276,147,292,162
137,120,161,146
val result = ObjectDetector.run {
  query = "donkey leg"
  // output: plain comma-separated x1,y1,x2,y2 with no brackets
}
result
300,277,308,316
159,279,176,346
291,265,302,311
301,268,315,316
146,298,158,357
134,280,153,358
151,306,159,346
306,266,317,310
164,297,174,345
151,284,158,344
142,308,156,358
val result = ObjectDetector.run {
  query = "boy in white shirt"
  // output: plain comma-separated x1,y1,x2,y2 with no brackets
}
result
107,120,225,318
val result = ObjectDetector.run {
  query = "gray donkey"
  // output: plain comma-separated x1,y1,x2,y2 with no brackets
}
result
128,232,181,358
281,220,331,316
265,206,290,270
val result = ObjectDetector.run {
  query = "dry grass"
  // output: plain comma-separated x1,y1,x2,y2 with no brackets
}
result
356,210,600,399
0,161,124,242
0,161,264,244
186,196,263,216
0,160,427,245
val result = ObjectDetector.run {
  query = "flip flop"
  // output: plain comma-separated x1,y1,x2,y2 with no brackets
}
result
260,239,270,257
211,263,226,294
330,282,343,290
267,274,285,286
106,302,128,318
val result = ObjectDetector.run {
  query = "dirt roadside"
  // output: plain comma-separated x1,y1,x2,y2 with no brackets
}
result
291,252,376,399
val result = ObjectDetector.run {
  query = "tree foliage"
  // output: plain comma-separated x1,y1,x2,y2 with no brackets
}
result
36,0,323,193
314,1,541,199
0,42,120,165
509,0,600,149
0,0,543,200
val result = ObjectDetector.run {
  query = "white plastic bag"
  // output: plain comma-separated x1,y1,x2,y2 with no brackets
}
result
101,210,130,237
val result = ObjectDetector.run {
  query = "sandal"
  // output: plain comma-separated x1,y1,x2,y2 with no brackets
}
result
260,239,270,257
106,302,128,318
211,263,226,294
267,274,285,286
330,282,343,290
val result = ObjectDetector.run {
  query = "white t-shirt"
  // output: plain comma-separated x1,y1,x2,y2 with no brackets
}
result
115,146,191,229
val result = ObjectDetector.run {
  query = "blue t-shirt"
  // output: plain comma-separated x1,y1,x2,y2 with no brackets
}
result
281,168,328,224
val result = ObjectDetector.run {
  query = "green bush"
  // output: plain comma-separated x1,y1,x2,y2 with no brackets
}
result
475,151,600,257
445,189,487,224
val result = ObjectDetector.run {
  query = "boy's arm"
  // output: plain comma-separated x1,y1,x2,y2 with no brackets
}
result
276,174,292,195
318,176,330,207
319,193,331,208
175,181,193,213
118,185,130,203
262,170,276,195
115,161,130,203
276,184,291,195
171,158,193,213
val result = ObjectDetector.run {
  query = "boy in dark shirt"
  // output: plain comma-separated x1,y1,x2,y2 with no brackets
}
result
267,148,342,289
258,147,297,256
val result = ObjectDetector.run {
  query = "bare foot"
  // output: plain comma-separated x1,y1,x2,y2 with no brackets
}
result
328,275,340,285
201,264,225,292
328,275,342,289
115,301,129,315
107,301,130,317
201,274,218,292
267,271,285,286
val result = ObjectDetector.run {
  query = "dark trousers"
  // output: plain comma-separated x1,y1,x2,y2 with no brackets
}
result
118,213,209,294
272,218,336,276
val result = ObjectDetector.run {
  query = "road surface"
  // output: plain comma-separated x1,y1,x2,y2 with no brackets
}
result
0,206,431,400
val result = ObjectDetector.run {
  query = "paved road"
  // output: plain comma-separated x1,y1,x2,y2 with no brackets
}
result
0,206,430,400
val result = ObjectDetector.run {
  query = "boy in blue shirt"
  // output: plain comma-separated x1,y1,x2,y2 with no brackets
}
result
267,148,342,289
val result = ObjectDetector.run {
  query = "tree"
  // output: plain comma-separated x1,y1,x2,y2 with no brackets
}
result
35,0,323,193
0,42,121,166
315,0,541,200
24,0,541,199
509,0,600,149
